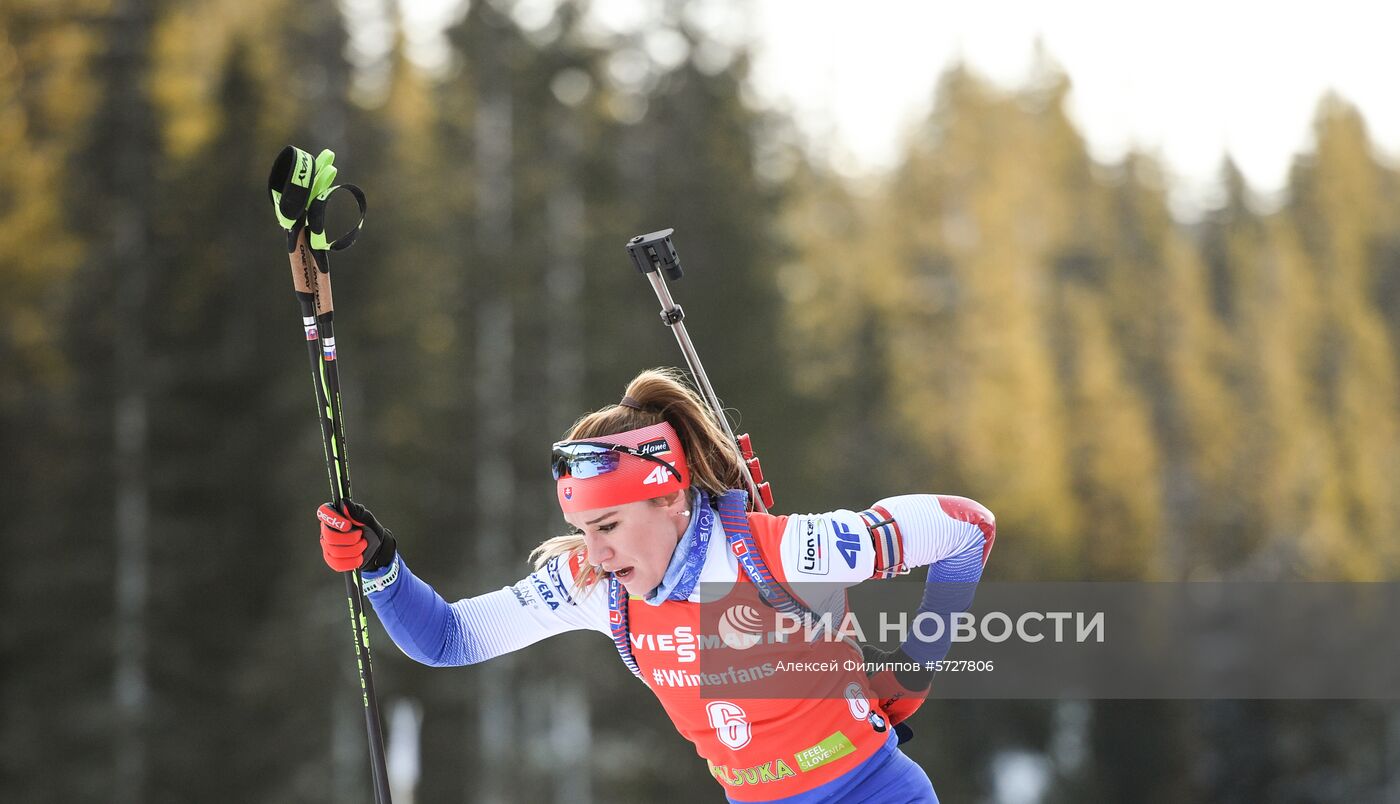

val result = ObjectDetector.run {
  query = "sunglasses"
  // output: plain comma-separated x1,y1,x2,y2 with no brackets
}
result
551,440,683,482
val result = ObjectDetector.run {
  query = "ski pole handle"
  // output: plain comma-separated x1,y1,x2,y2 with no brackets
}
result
289,226,336,315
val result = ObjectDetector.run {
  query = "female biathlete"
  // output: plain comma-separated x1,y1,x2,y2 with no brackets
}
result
316,368,995,803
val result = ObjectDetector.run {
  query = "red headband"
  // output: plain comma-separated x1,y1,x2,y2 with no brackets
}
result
554,422,690,513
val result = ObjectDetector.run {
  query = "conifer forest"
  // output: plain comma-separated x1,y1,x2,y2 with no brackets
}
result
3,1,1398,801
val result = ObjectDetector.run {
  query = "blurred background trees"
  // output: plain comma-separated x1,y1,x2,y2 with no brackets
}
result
2,0,1397,801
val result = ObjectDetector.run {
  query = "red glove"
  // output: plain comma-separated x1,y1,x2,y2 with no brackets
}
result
864,645,932,743
317,500,396,572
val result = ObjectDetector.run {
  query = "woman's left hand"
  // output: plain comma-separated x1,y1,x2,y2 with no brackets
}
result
862,644,932,738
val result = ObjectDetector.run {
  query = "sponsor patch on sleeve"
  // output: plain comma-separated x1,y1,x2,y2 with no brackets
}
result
545,556,576,605
786,511,876,581
512,569,562,611
832,518,863,570
787,516,830,577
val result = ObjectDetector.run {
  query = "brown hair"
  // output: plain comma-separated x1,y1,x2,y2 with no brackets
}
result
529,367,747,591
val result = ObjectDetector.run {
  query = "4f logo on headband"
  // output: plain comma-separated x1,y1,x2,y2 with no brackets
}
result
636,438,670,457
642,466,671,485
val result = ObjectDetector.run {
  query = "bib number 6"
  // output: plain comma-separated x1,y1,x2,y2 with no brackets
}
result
706,701,752,750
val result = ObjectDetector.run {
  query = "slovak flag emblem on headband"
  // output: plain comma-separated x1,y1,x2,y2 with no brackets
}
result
564,487,573,500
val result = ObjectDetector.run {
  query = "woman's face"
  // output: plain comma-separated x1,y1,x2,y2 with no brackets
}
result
566,494,689,596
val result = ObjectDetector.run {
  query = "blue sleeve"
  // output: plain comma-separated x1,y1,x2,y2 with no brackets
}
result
899,545,985,665
360,552,611,667
360,555,468,666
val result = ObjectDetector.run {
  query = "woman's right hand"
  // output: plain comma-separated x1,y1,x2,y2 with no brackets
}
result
317,500,397,572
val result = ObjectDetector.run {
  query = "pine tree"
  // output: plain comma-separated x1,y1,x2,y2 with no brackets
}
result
1096,153,1241,578
1285,94,1400,577
0,2,103,799
875,65,1080,575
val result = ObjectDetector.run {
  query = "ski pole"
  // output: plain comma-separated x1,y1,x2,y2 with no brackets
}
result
266,145,392,804
625,228,773,512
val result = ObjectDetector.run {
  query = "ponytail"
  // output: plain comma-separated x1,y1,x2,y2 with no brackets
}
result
530,367,747,590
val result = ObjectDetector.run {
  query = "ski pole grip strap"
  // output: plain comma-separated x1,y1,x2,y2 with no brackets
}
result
267,145,316,230
268,145,367,253
307,183,367,252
